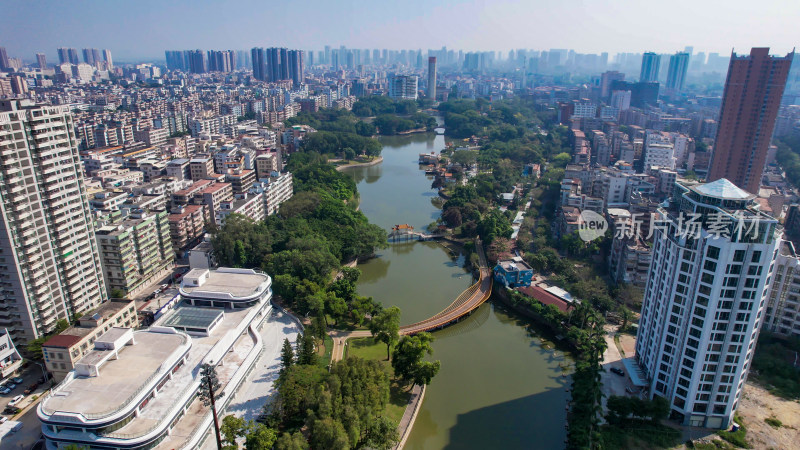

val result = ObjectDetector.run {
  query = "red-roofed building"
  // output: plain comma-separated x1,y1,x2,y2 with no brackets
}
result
517,285,573,314
42,300,138,381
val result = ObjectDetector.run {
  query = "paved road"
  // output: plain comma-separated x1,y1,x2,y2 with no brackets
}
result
223,308,302,422
0,400,43,449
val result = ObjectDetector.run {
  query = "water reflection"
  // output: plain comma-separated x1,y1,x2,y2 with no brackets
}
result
348,131,569,449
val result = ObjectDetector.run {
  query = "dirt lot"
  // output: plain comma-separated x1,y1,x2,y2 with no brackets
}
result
737,383,800,449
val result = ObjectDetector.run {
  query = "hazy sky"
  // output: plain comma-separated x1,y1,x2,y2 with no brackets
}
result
1,0,797,62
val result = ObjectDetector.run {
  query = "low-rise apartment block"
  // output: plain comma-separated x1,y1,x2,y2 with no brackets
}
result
41,299,138,381
96,210,175,297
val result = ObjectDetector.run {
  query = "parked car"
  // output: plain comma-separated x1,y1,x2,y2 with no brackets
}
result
3,406,20,415
0,416,8,424
610,367,625,376
24,383,38,395
8,395,24,407
4,383,16,390
0,387,10,395
11,377,23,384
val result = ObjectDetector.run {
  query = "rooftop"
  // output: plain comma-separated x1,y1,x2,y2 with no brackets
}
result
43,300,134,345
691,178,754,200
40,331,186,417
161,307,223,331
180,268,269,299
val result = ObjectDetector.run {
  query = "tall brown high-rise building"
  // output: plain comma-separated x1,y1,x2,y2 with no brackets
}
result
708,47,793,193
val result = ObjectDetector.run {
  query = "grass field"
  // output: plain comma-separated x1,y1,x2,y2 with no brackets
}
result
317,333,334,368
347,337,412,425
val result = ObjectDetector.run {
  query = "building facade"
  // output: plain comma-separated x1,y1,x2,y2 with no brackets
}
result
41,300,138,382
708,48,793,194
96,210,175,297
388,75,418,100
636,179,779,428
0,100,107,344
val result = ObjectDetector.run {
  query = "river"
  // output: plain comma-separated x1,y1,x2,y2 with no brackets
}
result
343,132,570,450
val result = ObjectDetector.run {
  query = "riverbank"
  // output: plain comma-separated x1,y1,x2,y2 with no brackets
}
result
334,155,384,172
395,127,429,135
344,133,569,448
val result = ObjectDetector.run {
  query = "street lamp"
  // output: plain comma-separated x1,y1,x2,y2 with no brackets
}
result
30,360,50,387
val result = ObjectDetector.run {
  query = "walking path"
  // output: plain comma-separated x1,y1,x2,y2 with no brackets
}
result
327,240,492,449
223,309,302,422
334,156,384,172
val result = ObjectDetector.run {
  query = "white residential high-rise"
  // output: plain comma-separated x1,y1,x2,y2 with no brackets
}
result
636,178,779,429
0,100,107,344
388,74,418,100
644,132,676,170
763,240,800,337
610,90,631,111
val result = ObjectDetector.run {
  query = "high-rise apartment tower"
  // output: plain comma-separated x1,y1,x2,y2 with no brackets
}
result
707,48,793,194
0,100,107,344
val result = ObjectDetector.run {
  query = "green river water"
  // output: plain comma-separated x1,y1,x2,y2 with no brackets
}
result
343,132,570,449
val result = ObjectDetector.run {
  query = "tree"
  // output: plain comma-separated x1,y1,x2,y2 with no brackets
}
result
311,416,350,449
343,147,356,161
392,332,441,387
442,207,462,227
110,288,125,299
363,416,399,450
369,306,401,360
275,431,310,450
245,422,278,450
26,319,70,360
199,363,225,450
296,332,317,366
221,415,247,450
280,338,294,377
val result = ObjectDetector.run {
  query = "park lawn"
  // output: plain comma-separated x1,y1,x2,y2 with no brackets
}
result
347,337,411,426
317,333,334,368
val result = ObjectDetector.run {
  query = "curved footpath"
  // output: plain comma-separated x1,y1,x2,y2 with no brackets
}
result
328,241,491,448
334,156,383,172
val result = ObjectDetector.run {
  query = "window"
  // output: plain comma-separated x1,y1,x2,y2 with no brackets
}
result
707,246,720,259
751,251,762,263
733,250,746,262
693,403,708,413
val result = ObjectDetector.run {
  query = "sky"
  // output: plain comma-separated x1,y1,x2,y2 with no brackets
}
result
0,0,797,63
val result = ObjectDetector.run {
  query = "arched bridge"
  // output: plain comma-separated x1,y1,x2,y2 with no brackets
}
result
330,239,492,361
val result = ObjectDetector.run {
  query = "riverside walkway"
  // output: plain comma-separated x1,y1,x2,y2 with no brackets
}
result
329,239,492,361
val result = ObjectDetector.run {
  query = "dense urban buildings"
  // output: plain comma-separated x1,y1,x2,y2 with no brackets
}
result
708,48,793,193
0,99,107,344
636,179,779,428
1,29,800,447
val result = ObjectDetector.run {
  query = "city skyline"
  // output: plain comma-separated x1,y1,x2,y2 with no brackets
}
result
0,0,798,61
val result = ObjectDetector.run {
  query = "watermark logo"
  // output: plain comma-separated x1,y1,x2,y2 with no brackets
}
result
578,210,608,242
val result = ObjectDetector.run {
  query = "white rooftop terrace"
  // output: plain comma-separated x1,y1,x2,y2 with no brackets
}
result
40,331,187,419
180,268,270,300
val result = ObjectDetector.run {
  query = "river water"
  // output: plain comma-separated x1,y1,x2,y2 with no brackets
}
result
343,133,570,450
